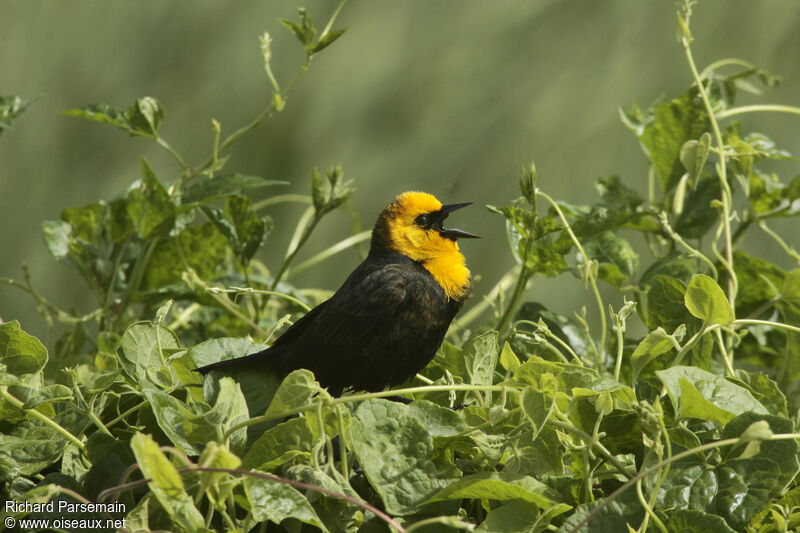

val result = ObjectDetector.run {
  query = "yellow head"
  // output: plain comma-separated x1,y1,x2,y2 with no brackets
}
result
372,191,478,301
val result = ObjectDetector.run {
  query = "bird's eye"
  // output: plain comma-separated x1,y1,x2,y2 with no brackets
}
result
416,214,430,227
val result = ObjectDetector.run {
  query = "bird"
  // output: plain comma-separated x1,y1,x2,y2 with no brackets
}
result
195,191,478,396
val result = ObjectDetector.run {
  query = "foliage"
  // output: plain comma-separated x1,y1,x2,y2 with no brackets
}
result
3,2,800,532
0,95,32,137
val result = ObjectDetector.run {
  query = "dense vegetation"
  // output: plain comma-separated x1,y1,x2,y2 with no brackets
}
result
2,2,800,531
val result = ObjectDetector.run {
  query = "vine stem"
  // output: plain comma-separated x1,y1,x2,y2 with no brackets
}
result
514,319,583,365
405,516,474,533
0,276,101,326
699,57,757,79
270,208,319,291
758,220,800,264
451,265,520,334
252,193,312,211
285,230,371,278
0,387,85,450
207,286,311,312
716,104,800,120
548,420,634,480
657,212,718,279
155,135,189,170
495,263,531,336
223,384,506,440
612,315,625,381
680,7,738,313
673,318,800,369
99,465,406,533
537,190,607,358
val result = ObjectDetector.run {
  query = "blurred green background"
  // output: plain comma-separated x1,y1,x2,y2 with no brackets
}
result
2,0,799,340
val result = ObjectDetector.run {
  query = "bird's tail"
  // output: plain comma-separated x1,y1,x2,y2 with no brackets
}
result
194,349,272,375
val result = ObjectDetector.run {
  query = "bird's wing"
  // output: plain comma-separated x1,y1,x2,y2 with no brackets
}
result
309,262,420,344
270,262,415,348
267,262,426,376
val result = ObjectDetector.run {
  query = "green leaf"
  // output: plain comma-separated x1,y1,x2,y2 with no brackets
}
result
0,95,32,136
521,378,556,441
109,197,134,242
65,97,164,136
583,230,638,285
427,472,561,509
462,330,499,387
41,220,86,275
189,337,267,369
731,370,788,418
595,175,642,211
143,222,229,290
476,500,570,533
130,433,206,532
244,475,328,531
349,399,460,515
127,96,163,135
118,321,180,386
83,433,137,501
41,210,112,292
242,417,314,470
656,366,768,425
407,400,469,438
181,174,287,205
0,321,48,375
716,413,800,529
265,369,322,419
41,219,71,261
140,385,213,454
519,163,538,205
203,194,266,264
194,338,280,419
645,275,691,331
310,165,354,216
60,202,106,244
633,89,710,192
779,268,800,318
723,251,785,317
143,377,248,456
310,28,348,53
498,342,521,372
664,509,737,533
6,384,72,410
675,176,721,239
0,420,68,481
64,103,129,130
679,132,712,186
126,158,175,238
0,483,60,520
639,252,697,291
685,274,734,324
630,327,676,380
197,442,241,506
557,490,643,533
284,464,362,532
678,377,742,425
280,7,316,47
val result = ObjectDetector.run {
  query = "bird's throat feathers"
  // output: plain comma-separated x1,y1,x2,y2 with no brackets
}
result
418,249,471,301
388,230,471,301
373,192,472,301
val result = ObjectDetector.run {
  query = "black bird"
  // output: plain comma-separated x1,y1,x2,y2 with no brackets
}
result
195,191,478,396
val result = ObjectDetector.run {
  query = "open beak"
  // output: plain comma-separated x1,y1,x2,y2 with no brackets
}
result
435,202,480,240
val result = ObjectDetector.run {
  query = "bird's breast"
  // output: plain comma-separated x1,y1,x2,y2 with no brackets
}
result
420,252,471,302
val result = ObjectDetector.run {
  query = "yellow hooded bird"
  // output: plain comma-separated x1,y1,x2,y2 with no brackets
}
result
196,191,478,396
